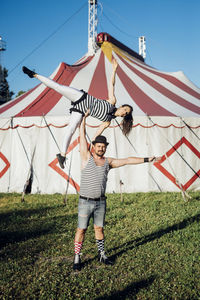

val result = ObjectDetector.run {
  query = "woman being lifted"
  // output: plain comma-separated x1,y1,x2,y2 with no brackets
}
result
22,58,133,169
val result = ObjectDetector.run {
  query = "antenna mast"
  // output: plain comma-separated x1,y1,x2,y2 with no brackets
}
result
88,0,98,55
139,36,146,60
0,36,6,66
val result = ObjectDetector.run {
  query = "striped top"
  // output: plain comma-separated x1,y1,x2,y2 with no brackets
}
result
70,92,117,122
79,156,110,198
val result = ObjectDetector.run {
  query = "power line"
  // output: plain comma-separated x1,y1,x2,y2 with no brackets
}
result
102,12,138,41
8,3,87,76
101,2,138,39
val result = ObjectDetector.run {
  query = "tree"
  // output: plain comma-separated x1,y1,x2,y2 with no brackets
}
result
16,90,25,98
0,65,14,105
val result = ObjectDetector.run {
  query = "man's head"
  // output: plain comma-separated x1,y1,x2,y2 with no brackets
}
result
92,135,109,157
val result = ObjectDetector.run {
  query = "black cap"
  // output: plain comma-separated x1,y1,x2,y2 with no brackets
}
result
92,135,109,146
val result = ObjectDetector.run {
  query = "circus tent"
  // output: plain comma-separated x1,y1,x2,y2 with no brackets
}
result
0,33,200,195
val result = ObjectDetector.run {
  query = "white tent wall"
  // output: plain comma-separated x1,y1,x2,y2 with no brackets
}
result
0,124,12,192
32,123,82,194
0,116,199,194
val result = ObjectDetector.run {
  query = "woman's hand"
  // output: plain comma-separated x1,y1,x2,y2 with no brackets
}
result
112,57,118,71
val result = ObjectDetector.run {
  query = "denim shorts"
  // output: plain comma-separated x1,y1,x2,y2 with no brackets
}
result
78,197,106,229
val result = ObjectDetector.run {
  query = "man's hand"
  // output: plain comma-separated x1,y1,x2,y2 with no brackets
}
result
149,156,162,162
84,109,90,118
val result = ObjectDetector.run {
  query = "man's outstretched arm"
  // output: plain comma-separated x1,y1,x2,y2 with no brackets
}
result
108,156,161,169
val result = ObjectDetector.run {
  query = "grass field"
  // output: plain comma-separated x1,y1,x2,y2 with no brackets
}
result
0,192,200,299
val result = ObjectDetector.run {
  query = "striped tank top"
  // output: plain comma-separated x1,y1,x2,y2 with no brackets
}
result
70,92,116,122
79,156,110,198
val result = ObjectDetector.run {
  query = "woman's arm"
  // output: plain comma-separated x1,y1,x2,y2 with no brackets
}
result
107,58,118,105
92,121,110,142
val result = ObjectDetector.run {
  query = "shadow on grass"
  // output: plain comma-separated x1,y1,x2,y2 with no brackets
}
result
95,275,156,300
0,207,77,250
0,204,65,223
109,212,200,261
0,227,54,249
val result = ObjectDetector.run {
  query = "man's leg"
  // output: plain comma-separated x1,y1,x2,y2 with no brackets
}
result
94,225,105,254
73,198,91,271
73,228,86,271
94,201,113,265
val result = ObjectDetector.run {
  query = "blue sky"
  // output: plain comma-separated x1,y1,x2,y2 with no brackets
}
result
1,0,200,97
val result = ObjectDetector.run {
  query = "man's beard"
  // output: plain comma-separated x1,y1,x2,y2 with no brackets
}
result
96,151,104,157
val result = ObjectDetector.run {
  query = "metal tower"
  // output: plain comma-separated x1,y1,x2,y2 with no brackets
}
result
88,0,98,55
139,36,146,60
0,36,6,66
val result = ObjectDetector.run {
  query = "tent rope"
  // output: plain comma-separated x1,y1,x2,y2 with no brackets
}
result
8,3,87,77
147,115,196,201
147,115,200,180
43,115,78,195
179,117,200,142
21,117,42,201
43,115,61,152
15,124,40,186
114,118,162,192
0,118,11,130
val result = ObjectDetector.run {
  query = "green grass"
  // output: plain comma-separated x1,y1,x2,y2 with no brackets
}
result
0,192,200,299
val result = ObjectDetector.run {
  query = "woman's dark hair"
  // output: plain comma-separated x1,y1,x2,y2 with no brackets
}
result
121,104,133,136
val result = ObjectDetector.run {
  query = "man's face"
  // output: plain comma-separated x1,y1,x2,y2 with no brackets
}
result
94,143,107,157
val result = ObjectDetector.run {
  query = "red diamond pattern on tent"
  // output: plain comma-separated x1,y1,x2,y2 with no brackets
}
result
0,152,10,178
49,137,81,192
154,137,200,191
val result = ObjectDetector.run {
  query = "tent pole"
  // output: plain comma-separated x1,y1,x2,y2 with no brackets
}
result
119,179,124,202
7,118,14,193
63,149,73,205
113,122,125,200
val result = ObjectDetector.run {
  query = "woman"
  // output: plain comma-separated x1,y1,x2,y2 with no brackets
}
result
22,58,133,169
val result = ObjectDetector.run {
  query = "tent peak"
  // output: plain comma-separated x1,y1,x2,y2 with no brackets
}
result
97,32,144,63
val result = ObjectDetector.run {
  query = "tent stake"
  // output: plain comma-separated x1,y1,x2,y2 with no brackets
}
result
120,180,124,202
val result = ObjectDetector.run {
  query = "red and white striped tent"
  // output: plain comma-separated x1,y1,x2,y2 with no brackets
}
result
0,33,200,194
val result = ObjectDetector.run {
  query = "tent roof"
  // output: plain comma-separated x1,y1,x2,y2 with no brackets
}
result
1,33,200,119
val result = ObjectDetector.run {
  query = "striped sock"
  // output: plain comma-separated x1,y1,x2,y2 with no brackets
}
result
96,239,105,253
74,241,83,255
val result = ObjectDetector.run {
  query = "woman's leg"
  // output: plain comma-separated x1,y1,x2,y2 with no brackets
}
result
36,74,84,102
57,111,82,169
61,111,83,155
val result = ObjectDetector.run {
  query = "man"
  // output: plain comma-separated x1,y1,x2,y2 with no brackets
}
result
73,112,161,271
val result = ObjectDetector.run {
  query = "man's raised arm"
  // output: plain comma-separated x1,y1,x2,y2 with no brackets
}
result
79,111,91,168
